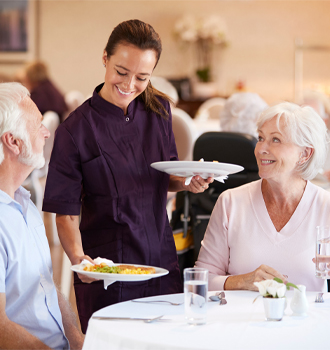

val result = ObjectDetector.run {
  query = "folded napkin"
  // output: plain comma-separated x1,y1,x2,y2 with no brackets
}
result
185,174,228,186
77,257,116,289
77,257,114,270
184,158,228,186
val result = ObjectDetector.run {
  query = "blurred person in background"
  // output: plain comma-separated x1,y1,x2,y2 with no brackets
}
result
220,92,268,138
301,90,330,181
0,82,84,350
0,72,13,83
17,60,68,122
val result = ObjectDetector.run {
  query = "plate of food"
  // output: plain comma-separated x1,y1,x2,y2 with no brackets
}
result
150,160,244,179
71,259,169,282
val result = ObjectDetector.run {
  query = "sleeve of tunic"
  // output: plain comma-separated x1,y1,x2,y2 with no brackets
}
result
195,191,231,290
42,123,82,215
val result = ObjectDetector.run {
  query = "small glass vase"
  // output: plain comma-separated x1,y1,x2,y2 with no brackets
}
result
263,297,286,321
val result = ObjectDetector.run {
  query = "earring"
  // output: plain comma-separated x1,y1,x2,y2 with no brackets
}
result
103,63,106,67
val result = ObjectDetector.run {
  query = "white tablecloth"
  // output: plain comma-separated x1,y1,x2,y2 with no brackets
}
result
83,291,330,350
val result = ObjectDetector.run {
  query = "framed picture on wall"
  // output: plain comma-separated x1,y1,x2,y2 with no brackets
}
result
0,0,36,62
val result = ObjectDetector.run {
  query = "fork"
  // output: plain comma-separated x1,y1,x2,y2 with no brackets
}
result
132,300,183,306
315,293,324,303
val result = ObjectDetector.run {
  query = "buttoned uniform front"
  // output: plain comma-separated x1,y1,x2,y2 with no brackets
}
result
0,187,69,350
43,83,182,332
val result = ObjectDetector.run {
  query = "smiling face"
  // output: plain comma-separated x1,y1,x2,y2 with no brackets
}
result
100,43,157,114
255,116,305,182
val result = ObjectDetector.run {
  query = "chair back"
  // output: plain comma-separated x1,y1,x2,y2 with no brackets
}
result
194,97,226,123
41,111,60,175
193,131,259,193
151,76,179,106
64,90,85,120
171,107,197,161
190,131,259,258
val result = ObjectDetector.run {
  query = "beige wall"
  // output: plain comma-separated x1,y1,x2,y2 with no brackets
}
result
1,0,330,105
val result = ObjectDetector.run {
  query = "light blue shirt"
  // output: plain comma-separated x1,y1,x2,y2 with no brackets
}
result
0,186,69,350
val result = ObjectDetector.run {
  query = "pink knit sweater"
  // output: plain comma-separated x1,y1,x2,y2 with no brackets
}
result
196,180,328,292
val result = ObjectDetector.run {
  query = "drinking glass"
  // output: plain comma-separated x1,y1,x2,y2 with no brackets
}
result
315,226,330,279
184,267,208,325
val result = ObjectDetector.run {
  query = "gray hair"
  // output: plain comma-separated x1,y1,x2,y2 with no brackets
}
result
0,82,30,164
220,92,268,138
256,102,328,180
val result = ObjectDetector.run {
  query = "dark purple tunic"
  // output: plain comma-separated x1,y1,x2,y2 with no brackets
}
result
43,84,182,332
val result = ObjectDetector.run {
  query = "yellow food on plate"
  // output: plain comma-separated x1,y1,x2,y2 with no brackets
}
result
83,263,156,274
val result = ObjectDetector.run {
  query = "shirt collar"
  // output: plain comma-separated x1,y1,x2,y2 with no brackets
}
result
91,83,135,119
0,186,31,220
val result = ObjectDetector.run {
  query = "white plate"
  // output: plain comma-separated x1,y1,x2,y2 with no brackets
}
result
151,161,244,178
71,264,169,282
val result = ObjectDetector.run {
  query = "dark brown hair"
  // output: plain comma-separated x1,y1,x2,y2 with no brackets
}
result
105,19,171,118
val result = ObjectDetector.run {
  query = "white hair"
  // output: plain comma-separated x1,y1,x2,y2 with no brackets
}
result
220,92,268,138
257,102,328,180
0,82,30,164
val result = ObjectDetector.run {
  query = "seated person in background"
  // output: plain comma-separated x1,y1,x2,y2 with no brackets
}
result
196,102,330,292
301,90,330,181
220,92,268,138
302,89,330,123
0,82,84,349
0,72,13,83
17,60,68,122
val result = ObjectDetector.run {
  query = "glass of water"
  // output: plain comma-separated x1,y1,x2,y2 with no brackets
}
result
184,267,208,325
315,226,330,279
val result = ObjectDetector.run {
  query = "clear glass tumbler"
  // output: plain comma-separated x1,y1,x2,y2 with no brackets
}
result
184,267,208,325
315,226,330,279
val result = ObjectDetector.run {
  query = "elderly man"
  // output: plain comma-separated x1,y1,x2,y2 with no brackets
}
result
0,82,84,349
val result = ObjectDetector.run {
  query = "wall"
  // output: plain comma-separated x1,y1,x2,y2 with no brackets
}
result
1,0,330,106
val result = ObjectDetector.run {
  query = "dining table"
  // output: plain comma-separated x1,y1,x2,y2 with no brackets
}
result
82,290,330,350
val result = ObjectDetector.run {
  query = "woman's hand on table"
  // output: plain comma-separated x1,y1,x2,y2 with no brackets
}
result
224,264,288,291
183,176,214,194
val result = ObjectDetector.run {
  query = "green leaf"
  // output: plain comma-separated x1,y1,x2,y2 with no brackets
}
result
273,277,283,284
286,282,299,290
273,277,298,290
196,67,211,82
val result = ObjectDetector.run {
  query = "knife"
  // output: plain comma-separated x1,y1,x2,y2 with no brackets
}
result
92,315,164,323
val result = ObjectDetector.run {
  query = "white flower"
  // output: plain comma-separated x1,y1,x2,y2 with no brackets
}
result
254,279,286,298
198,15,227,44
174,14,227,45
174,14,198,42
174,14,228,81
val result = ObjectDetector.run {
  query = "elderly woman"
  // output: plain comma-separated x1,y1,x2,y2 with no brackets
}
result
196,102,330,292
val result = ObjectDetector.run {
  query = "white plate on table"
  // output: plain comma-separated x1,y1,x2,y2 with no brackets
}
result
71,264,169,282
151,161,244,178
